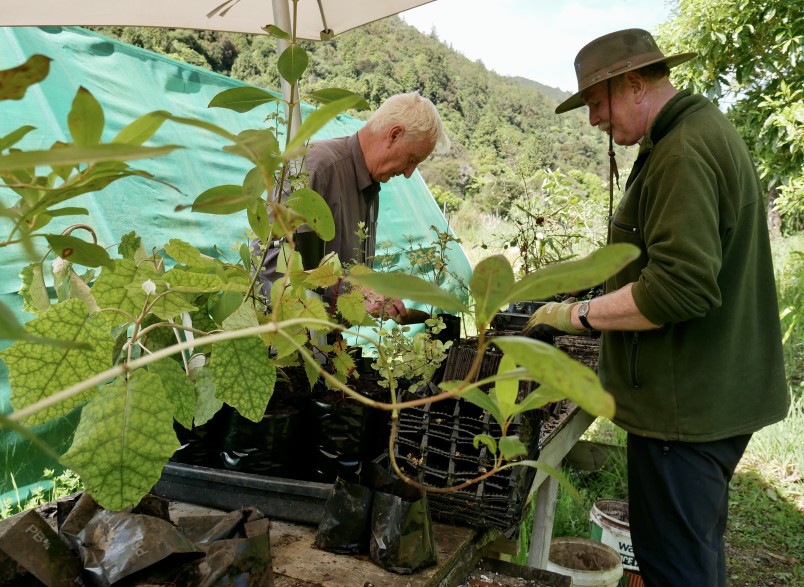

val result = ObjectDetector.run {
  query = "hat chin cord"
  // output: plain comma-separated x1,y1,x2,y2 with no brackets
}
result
606,78,620,245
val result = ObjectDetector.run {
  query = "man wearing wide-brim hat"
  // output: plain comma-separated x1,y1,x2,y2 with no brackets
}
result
527,28,789,586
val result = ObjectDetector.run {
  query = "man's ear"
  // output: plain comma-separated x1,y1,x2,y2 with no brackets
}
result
385,123,405,146
627,72,647,103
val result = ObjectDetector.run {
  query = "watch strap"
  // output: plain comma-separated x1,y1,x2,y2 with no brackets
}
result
578,301,593,330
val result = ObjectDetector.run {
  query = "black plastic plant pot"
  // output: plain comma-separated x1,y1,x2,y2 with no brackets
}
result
170,408,229,468
303,381,391,483
220,404,305,479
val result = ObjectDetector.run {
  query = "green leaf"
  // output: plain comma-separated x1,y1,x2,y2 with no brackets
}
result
208,336,276,422
347,267,469,314
494,354,519,421
19,263,50,315
247,201,271,242
283,95,366,157
305,263,340,289
337,288,370,326
44,233,115,269
277,45,308,84
305,88,370,110
507,244,640,303
470,255,515,327
0,54,51,101
0,302,27,340
285,188,336,241
118,231,144,261
164,239,218,268
112,110,169,145
499,435,528,460
0,143,181,172
473,433,497,456
0,125,37,152
221,299,259,331
91,258,160,326
150,358,196,429
61,370,180,510
67,87,104,146
144,286,197,321
188,184,259,215
47,206,89,218
263,24,290,40
194,367,223,426
208,87,280,113
163,268,244,294
209,291,245,326
510,385,566,416
504,460,580,500
491,336,615,419
0,299,114,425
458,388,503,425
224,129,280,171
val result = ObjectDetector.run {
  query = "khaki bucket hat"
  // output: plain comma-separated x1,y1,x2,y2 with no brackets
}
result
555,28,696,114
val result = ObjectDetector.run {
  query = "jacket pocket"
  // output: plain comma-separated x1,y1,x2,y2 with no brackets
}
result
611,217,640,237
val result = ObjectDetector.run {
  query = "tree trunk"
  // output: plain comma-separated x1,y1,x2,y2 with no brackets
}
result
767,185,782,236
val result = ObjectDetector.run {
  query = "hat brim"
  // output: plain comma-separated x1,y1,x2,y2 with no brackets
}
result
555,52,697,114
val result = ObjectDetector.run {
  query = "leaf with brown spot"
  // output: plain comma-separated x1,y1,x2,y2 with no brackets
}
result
0,55,52,101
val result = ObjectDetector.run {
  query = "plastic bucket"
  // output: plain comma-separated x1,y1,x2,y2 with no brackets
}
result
546,537,623,587
590,499,643,586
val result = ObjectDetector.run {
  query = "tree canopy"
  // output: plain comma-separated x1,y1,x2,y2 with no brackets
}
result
659,0,804,230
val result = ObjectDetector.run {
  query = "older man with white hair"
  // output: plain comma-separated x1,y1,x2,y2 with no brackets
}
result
255,91,449,318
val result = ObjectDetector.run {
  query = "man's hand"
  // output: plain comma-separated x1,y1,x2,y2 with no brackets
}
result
524,301,585,335
362,289,407,320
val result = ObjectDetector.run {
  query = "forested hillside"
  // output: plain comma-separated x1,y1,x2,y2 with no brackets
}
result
92,17,624,218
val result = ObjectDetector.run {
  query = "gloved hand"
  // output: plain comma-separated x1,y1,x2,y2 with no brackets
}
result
524,301,585,335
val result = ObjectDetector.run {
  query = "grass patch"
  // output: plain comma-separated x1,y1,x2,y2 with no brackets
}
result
0,468,82,520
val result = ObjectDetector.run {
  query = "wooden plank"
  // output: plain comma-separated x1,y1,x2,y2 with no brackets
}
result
526,408,595,568
565,439,626,472
269,520,493,587
530,409,595,492
528,475,558,569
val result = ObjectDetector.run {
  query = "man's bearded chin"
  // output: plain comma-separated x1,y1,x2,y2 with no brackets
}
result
598,121,611,134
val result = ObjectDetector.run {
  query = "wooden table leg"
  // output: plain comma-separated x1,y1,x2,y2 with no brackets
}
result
527,473,559,569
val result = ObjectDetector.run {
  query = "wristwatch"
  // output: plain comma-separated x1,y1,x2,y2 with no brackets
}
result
577,300,593,330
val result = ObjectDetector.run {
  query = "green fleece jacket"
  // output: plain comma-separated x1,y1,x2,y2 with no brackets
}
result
600,89,789,442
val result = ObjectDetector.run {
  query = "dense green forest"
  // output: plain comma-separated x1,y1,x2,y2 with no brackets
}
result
92,17,622,219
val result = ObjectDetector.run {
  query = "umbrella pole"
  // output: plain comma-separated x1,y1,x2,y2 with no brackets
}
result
272,0,302,140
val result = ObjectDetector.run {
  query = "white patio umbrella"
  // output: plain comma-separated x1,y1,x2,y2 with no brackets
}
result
1,0,436,41
2,0,437,130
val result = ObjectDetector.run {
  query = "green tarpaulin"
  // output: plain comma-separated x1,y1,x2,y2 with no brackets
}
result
0,25,471,505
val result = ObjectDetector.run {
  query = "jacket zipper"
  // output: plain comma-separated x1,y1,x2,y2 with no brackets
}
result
630,332,640,388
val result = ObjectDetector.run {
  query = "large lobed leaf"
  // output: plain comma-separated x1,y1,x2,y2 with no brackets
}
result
149,358,196,429
0,299,115,425
208,336,277,422
91,258,160,326
61,370,180,510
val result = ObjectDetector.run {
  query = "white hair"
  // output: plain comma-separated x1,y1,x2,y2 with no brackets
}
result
365,92,450,155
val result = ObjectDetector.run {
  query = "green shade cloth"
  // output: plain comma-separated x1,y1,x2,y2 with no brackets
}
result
0,25,471,505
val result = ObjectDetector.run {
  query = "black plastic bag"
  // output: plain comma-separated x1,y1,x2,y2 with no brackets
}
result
0,509,85,587
369,479,437,574
313,473,374,554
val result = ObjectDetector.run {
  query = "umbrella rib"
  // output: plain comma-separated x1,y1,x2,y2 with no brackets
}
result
317,0,332,34
207,0,242,19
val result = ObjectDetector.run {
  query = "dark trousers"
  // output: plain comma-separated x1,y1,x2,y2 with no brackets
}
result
627,433,751,587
